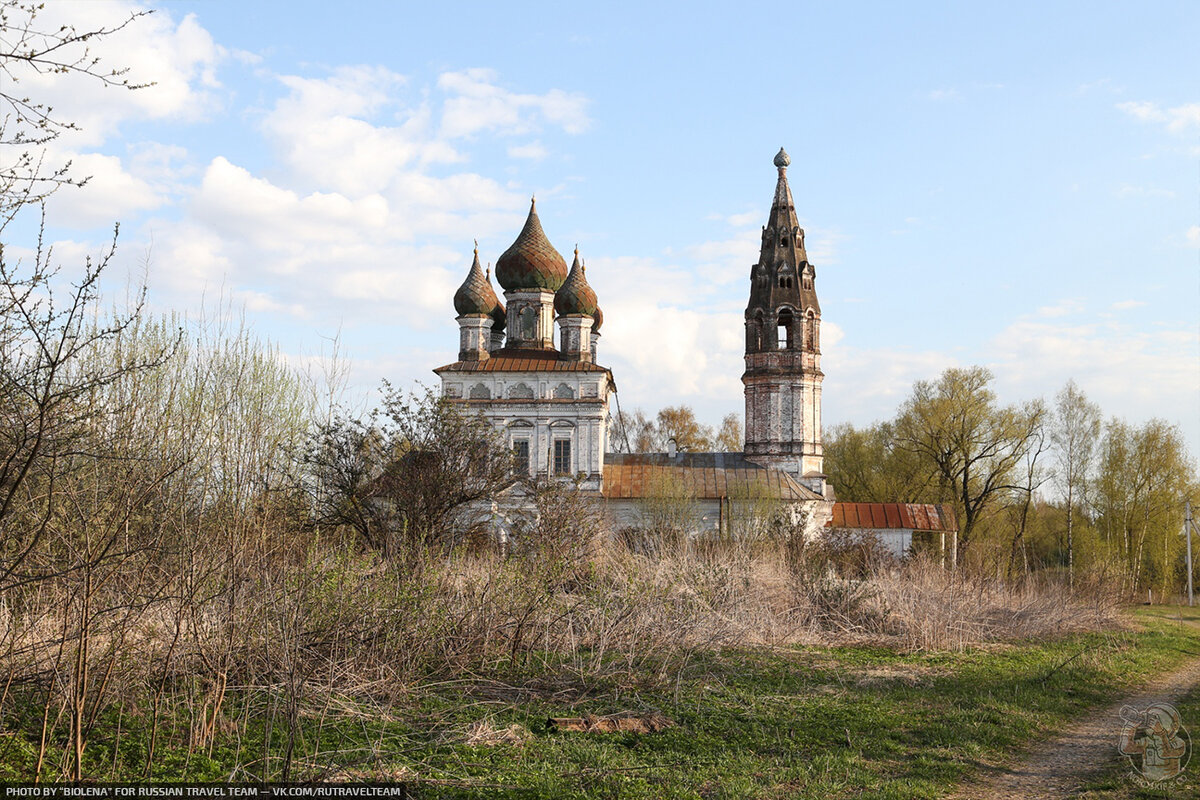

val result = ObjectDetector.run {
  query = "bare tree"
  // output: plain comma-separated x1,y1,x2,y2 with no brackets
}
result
716,413,743,452
307,386,516,557
1050,380,1101,588
0,226,174,590
0,0,152,223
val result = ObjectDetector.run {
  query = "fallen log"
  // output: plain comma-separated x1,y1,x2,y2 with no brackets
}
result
547,713,675,734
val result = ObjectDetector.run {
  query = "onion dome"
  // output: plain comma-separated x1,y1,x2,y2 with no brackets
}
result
554,247,599,316
453,243,502,317
495,197,568,292
591,305,603,332
489,276,507,332
773,147,791,168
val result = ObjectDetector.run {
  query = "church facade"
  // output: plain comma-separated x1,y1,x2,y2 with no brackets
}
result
435,149,833,536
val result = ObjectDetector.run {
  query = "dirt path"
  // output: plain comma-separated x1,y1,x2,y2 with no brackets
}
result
950,649,1200,799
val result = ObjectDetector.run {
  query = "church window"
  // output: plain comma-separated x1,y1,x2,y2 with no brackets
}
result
519,306,536,340
553,439,572,475
512,440,530,476
777,309,795,349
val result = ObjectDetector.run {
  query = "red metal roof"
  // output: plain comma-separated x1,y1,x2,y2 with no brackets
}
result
827,502,957,532
434,347,612,375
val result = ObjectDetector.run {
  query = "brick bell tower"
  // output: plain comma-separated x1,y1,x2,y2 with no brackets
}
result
742,148,828,497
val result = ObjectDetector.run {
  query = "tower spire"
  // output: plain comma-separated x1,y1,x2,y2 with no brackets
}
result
742,148,827,496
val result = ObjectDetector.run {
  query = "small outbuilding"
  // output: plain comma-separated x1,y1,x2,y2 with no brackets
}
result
826,502,958,561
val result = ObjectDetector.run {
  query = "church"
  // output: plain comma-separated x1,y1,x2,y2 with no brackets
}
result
434,149,836,538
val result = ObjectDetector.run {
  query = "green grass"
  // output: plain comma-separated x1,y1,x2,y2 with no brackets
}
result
1076,605,1200,799
3,610,1200,798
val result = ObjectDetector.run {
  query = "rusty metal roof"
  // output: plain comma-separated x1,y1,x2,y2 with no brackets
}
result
601,453,823,501
434,347,612,375
827,502,957,532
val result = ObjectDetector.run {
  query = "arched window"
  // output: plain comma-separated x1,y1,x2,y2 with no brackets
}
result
777,308,795,350
806,311,818,352
519,306,537,341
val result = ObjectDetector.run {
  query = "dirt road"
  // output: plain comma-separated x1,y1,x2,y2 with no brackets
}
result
950,642,1200,799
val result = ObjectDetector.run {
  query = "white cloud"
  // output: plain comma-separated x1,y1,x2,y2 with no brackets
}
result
1115,184,1175,199
42,151,164,226
10,2,226,148
1111,300,1146,310
986,314,1197,425
438,68,590,138
507,141,548,160
725,211,760,227
1035,299,1084,318
1188,225,1200,246
1117,101,1200,134
262,66,459,196
927,88,961,102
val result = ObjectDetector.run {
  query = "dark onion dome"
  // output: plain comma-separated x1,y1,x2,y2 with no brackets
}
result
488,275,507,332
453,243,502,317
591,305,603,332
773,147,791,168
554,247,599,317
494,197,568,292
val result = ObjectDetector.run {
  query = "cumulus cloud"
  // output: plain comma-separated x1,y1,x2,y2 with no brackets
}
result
438,68,590,137
985,312,1197,424
261,66,462,196
9,2,226,148
42,151,164,226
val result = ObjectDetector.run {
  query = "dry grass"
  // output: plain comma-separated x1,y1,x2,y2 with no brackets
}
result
0,526,1123,781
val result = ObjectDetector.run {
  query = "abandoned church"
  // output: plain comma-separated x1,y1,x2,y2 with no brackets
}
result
434,149,955,553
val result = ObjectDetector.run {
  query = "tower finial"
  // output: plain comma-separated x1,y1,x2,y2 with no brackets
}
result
774,147,791,169
473,238,478,255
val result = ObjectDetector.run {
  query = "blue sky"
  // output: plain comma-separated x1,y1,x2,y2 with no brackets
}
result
9,1,1200,453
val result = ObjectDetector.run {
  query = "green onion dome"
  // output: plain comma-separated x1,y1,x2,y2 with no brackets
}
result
489,288,507,332
453,244,502,318
494,198,568,292
554,247,599,317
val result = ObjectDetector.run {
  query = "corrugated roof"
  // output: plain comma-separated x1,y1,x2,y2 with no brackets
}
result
827,502,957,532
601,453,823,501
434,347,612,375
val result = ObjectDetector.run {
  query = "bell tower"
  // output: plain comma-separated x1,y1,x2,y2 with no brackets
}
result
742,148,827,497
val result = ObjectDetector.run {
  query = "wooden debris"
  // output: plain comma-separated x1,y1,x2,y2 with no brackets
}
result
547,713,675,734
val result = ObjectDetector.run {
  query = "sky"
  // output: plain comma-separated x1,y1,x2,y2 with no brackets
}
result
6,1,1200,454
